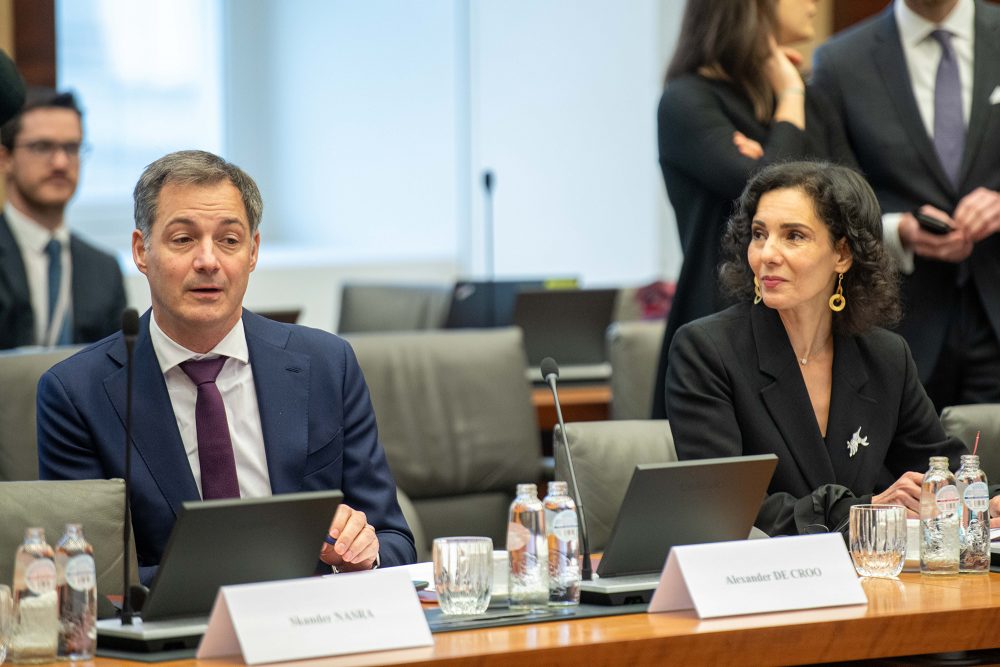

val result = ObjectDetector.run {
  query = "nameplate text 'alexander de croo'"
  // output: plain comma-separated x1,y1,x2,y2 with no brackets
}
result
648,533,867,618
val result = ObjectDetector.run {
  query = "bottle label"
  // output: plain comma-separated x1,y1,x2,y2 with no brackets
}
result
25,559,57,595
551,510,578,542
506,522,531,551
936,485,960,515
65,554,96,592
963,482,989,512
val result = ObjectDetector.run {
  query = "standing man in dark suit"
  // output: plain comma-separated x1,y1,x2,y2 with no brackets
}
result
37,150,415,583
813,0,1000,411
0,89,126,349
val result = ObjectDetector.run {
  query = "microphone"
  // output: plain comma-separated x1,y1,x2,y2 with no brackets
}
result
540,357,593,581
120,308,139,624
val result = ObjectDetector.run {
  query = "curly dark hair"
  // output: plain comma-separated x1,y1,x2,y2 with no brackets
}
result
719,161,900,335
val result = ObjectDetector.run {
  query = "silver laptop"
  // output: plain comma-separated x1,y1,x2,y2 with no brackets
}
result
581,454,777,605
97,490,342,652
514,288,617,382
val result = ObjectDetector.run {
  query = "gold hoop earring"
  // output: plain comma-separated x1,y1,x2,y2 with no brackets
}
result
829,273,846,312
753,276,762,304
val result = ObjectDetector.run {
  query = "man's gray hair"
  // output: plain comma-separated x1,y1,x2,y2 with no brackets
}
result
133,150,263,243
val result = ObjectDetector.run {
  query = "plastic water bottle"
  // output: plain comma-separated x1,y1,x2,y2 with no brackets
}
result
955,454,990,574
507,483,548,610
10,527,59,663
56,524,97,659
920,456,959,575
543,481,581,607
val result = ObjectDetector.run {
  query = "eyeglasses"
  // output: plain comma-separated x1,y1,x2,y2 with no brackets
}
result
13,140,90,160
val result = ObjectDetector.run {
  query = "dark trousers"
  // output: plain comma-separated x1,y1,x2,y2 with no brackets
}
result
923,280,1000,413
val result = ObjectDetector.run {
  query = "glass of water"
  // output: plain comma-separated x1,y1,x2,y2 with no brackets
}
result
433,537,493,615
0,585,11,665
849,504,907,578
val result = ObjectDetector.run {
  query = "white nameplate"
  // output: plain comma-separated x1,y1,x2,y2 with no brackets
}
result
648,533,867,618
197,568,432,664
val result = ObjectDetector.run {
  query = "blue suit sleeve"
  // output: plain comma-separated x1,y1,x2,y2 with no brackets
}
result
339,341,417,567
37,368,106,481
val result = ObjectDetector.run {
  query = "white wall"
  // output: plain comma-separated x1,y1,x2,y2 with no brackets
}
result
469,0,676,285
64,1,687,328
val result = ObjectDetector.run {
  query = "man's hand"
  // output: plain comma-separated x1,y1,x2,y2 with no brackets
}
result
898,205,973,263
954,187,1000,243
320,503,379,572
873,471,923,517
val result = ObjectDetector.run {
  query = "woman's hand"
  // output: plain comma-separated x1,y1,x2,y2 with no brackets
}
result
732,131,764,160
873,471,924,517
765,37,806,129
765,37,804,97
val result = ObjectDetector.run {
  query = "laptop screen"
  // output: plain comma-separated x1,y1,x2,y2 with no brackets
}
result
141,490,342,621
444,278,577,329
513,288,618,367
596,455,777,578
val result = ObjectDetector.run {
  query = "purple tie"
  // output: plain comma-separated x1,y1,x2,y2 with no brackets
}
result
931,29,965,186
180,357,240,499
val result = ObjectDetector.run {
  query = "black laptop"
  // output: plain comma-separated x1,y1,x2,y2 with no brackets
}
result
581,454,777,605
444,278,577,329
513,288,618,381
97,490,342,652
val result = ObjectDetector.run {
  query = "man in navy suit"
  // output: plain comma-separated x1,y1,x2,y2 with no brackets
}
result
0,89,125,349
813,0,1000,410
37,150,415,583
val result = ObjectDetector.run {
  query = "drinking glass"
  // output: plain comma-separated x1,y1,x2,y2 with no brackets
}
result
433,537,493,615
849,504,907,578
0,585,11,665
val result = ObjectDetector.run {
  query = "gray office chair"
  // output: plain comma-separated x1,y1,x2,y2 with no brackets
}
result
337,283,452,334
553,420,675,552
0,347,81,481
606,319,665,420
396,488,429,562
940,403,1000,484
0,479,139,618
348,327,542,556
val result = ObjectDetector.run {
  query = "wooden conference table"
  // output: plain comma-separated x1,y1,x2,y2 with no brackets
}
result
532,383,612,431
82,571,1000,666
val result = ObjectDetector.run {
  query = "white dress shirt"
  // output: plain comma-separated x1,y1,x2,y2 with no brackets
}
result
883,0,976,272
4,202,72,346
149,314,272,499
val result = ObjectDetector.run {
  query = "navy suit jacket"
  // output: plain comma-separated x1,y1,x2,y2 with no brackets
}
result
666,304,968,536
37,310,415,581
0,213,126,350
813,2,1000,384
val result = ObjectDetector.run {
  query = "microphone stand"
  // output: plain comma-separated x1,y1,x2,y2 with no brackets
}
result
482,170,496,328
545,370,593,581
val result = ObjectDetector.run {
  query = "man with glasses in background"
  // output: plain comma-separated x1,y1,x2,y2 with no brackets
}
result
0,89,125,349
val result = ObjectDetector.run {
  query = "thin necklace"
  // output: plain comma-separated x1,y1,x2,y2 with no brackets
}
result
798,336,832,366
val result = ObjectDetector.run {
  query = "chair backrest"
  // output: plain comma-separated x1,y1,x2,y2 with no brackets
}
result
554,420,675,552
0,347,81,481
396,488,429,562
940,404,1000,484
347,327,542,552
607,320,665,420
0,479,139,618
337,283,452,334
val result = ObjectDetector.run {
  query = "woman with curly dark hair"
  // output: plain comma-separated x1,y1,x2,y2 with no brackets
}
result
666,161,967,536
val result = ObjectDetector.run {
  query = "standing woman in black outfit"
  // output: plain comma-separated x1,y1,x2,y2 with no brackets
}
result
651,0,851,418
